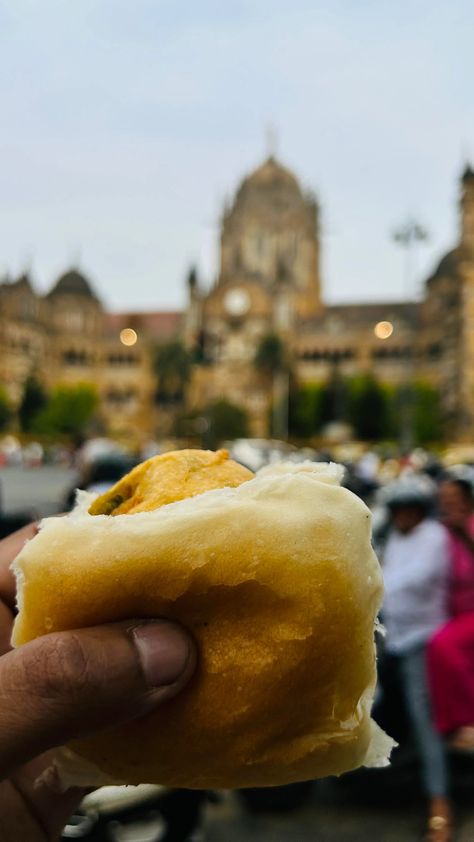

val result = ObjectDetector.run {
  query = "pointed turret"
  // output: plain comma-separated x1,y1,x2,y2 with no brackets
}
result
460,162,474,251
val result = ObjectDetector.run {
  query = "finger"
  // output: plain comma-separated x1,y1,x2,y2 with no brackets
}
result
0,523,38,610
3,753,87,842
0,601,14,655
0,619,196,779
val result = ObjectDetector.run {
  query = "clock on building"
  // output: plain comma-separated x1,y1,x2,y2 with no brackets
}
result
223,287,251,316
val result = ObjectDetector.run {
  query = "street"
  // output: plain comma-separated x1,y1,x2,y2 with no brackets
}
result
90,785,474,841
203,786,474,841
0,464,77,516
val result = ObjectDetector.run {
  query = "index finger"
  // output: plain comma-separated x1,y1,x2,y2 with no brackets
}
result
0,522,38,610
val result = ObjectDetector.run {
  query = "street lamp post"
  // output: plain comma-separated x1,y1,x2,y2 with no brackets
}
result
393,220,428,299
392,220,429,453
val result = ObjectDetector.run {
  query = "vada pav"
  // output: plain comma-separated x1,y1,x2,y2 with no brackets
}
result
12,449,394,788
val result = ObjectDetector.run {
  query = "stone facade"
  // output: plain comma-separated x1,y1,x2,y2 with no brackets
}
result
185,158,474,440
1,156,474,442
0,270,181,439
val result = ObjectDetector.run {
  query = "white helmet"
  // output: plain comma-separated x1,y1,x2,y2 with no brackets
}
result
378,474,436,511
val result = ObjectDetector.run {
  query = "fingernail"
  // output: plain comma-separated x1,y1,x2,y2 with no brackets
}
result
133,622,191,688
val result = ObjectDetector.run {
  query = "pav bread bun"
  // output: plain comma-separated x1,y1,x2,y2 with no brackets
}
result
12,449,393,789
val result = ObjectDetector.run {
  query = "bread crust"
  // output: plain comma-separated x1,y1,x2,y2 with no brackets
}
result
12,458,394,788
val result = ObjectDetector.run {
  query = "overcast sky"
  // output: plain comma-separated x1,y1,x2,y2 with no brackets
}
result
0,1,472,312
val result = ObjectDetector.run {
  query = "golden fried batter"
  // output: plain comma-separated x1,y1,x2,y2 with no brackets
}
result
88,448,253,515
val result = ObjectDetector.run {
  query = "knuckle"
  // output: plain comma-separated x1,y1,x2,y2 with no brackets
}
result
24,634,93,702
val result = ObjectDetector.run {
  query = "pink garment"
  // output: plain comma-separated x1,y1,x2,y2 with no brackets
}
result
428,518,474,734
447,513,474,616
428,612,474,734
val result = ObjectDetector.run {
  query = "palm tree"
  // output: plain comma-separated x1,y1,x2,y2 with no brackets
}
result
18,375,48,432
153,341,193,405
254,334,289,438
254,334,287,376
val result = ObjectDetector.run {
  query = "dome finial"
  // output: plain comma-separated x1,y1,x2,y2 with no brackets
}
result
70,245,82,269
20,249,33,278
462,161,474,183
265,121,278,160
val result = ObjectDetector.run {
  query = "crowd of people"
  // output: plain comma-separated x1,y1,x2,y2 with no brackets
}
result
374,474,474,842
0,445,473,840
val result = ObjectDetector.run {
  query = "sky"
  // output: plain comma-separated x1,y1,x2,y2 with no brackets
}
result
0,0,473,312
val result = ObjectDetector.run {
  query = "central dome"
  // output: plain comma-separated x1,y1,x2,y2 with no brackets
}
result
47,268,98,300
230,156,305,218
243,156,302,193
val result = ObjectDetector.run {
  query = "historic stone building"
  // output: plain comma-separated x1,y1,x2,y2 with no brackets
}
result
0,270,181,439
1,155,474,441
184,157,474,439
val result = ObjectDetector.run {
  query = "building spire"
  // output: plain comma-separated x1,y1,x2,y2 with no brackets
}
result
265,122,278,160
70,246,82,269
19,249,33,281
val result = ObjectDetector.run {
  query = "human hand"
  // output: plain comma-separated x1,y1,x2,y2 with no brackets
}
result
0,524,196,841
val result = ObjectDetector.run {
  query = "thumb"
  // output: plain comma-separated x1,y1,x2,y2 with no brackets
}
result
0,620,195,779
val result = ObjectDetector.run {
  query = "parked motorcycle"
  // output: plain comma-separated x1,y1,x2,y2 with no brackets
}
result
61,786,209,841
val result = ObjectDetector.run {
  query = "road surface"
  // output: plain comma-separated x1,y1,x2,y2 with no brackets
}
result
0,465,77,516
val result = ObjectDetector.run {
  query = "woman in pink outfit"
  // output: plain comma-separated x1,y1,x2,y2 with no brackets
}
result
428,479,474,749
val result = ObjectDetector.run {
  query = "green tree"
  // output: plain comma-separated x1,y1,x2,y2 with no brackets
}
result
413,381,442,444
288,383,324,438
33,383,98,441
203,399,249,448
347,374,390,441
389,380,442,445
0,385,11,433
18,376,48,433
387,381,443,445
153,341,193,404
255,334,289,437
319,369,349,427
254,334,287,375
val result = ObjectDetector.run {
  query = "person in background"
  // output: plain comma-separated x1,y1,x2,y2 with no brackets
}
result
381,481,452,842
428,479,474,751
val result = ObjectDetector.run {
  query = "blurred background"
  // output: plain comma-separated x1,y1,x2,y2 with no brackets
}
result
1,1,474,839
